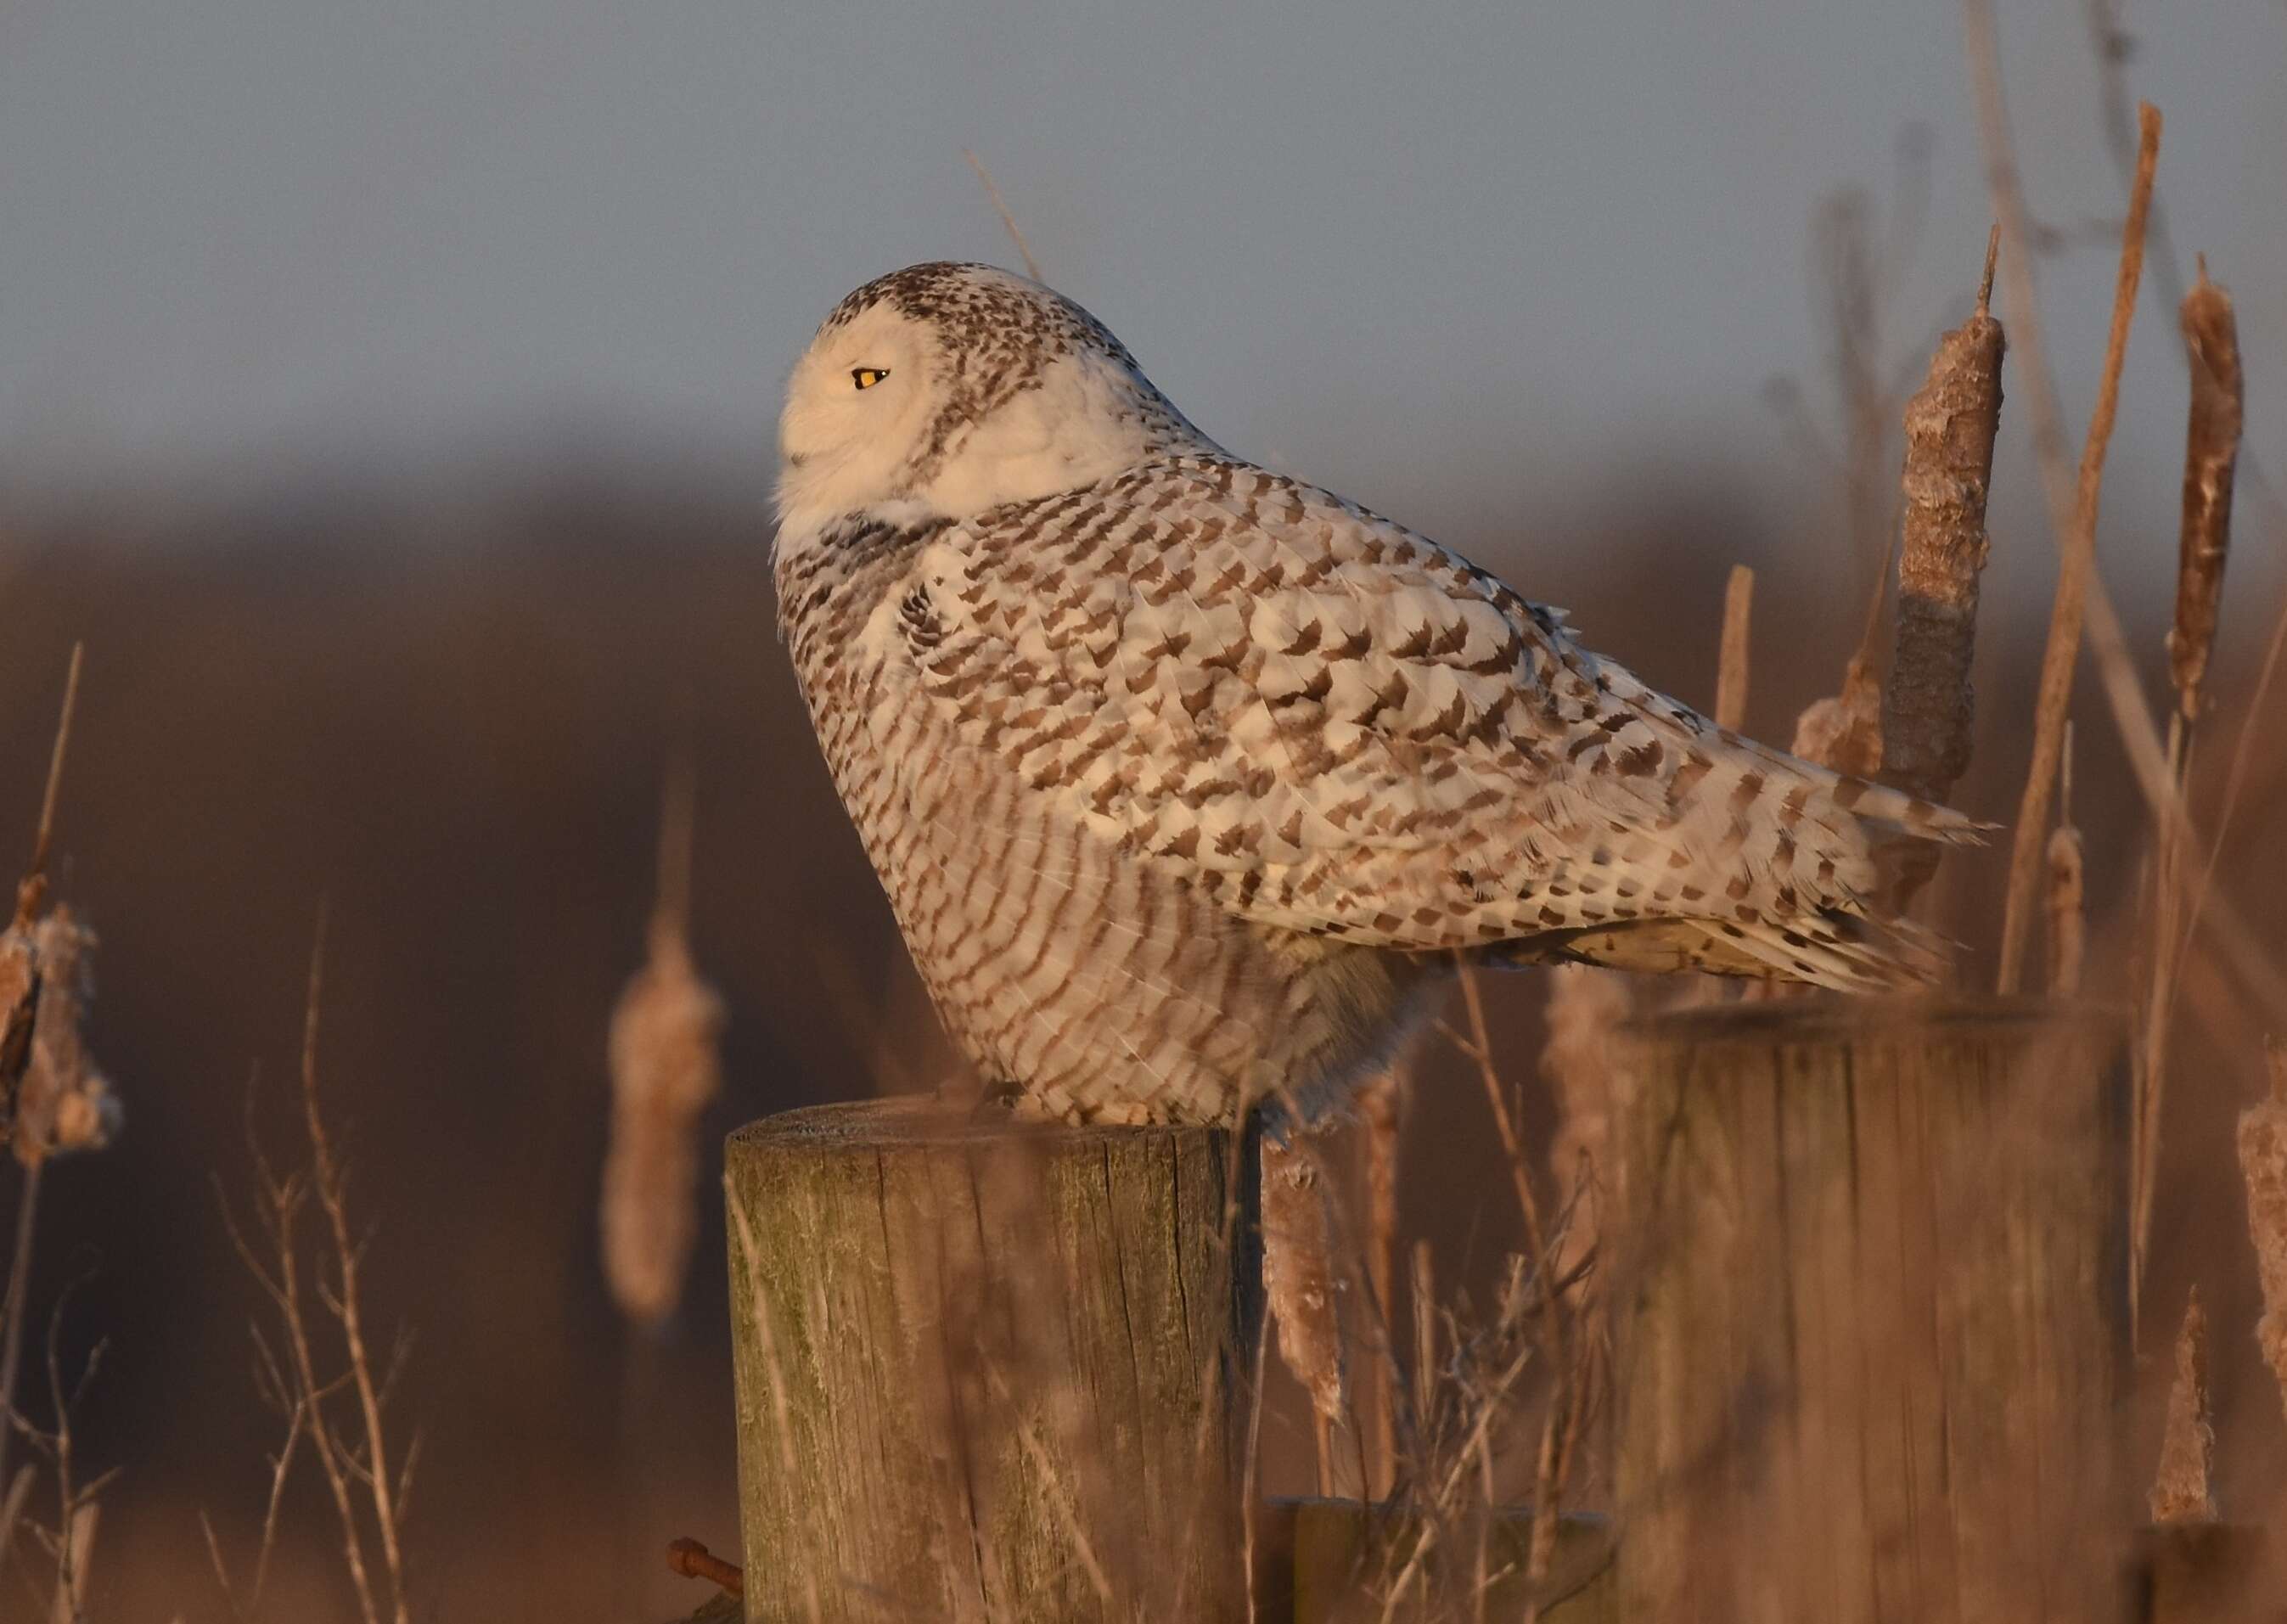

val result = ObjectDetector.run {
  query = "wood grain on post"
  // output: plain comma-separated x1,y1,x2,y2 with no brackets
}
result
723,1098,1262,1623
1609,998,2126,1622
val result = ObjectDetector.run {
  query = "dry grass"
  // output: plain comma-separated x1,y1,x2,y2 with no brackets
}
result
209,930,416,1624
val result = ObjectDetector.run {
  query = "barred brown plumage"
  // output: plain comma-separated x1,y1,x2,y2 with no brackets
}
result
775,262,1983,1124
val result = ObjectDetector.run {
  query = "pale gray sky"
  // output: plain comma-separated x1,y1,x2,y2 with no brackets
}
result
2,0,2280,586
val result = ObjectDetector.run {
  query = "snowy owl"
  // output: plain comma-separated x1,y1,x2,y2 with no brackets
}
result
774,262,1976,1126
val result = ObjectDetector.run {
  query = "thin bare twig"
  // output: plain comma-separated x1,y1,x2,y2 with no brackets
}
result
16,643,83,933
296,924,411,1624
962,151,1042,283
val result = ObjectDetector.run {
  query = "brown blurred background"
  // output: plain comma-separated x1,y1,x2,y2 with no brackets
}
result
0,432,2278,1617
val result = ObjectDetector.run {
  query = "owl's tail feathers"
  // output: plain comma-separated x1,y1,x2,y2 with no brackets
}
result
1803,765,1995,848
1488,908,1952,994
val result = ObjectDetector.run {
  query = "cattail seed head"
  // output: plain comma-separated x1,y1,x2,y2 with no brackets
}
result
603,923,725,1326
2238,1042,2287,1425
2169,267,2243,711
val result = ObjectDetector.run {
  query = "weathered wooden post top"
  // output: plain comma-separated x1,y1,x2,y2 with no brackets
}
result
723,1097,1262,1623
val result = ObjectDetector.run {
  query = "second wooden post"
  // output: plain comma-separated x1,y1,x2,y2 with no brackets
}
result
1610,997,2127,1622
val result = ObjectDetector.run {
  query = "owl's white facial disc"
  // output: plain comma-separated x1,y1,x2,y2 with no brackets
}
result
774,262,1211,540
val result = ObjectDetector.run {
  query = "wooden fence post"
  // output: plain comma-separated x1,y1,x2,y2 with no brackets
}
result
723,1098,1262,1622
1609,997,2127,1622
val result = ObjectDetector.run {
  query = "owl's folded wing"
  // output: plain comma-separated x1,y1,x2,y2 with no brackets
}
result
892,458,1977,963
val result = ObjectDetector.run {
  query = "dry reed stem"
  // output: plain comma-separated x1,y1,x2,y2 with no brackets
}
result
1993,100,2159,993
962,150,1042,284
14,643,81,935
2045,823,2085,998
1261,1132,1347,1439
1539,966,1628,1284
1359,1064,1406,1497
2241,1042,2287,1425
602,761,723,1327
1242,1310,1268,1624
1410,1238,1436,1445
1879,227,2003,908
1713,565,1753,733
1963,14,2231,1016
1961,20,2217,999
1521,1325,1599,1624
2129,270,2246,1335
2170,264,2244,710
1450,968,1553,1279
2148,1288,2217,1524
1374,1329,1537,1621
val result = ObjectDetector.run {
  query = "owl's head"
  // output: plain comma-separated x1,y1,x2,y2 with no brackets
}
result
775,262,1206,537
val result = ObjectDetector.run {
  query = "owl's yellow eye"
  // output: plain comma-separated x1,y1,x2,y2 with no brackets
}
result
851,368,890,391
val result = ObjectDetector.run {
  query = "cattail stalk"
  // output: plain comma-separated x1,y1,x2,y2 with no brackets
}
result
2130,265,2245,1337
1880,228,2004,908
1713,565,1753,733
1996,104,2161,994
1358,1065,1406,1498
2239,1042,2287,1426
